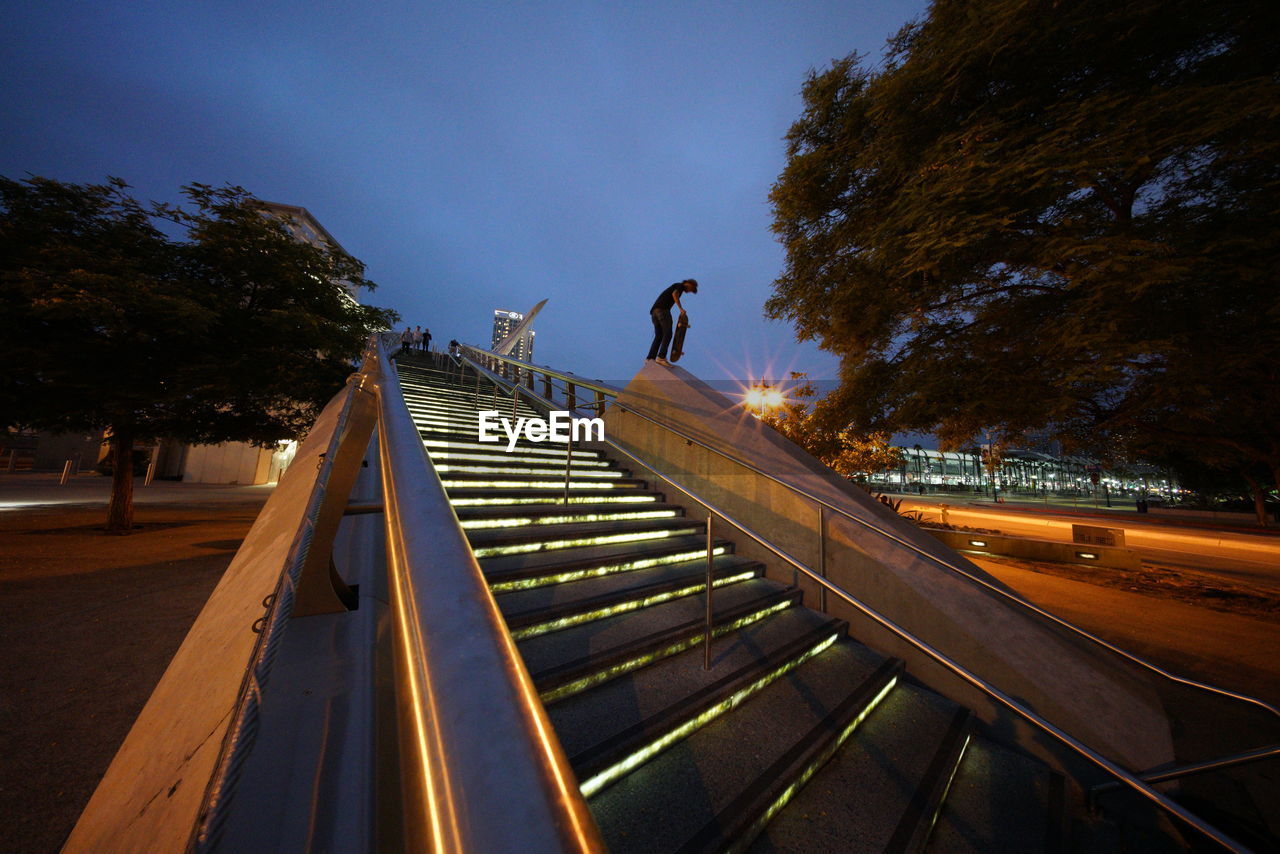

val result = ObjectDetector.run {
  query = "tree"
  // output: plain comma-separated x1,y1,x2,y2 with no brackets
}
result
768,0,1280,520
0,177,398,531
760,372,904,480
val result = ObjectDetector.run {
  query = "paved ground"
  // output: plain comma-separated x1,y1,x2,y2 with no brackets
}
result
968,556,1280,708
0,475,271,854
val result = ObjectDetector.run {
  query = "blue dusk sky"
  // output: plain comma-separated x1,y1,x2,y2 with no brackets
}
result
1,1,927,390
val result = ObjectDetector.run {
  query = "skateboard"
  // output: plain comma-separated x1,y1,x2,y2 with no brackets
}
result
669,313,690,362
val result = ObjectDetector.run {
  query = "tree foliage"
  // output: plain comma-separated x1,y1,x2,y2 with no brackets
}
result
761,372,904,479
0,176,398,530
768,0,1280,512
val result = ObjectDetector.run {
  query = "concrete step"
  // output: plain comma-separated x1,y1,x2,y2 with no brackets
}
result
449,487,662,507
466,517,705,559
588,640,900,854
401,388,541,407
403,398,543,418
563,614,851,798
498,555,762,640
746,678,961,853
925,737,1067,854
522,582,802,702
455,502,683,531
429,449,613,467
431,458,629,478
438,471,648,491
480,534,733,592
424,435,608,460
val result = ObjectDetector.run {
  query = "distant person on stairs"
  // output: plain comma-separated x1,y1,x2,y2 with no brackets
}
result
646,278,697,366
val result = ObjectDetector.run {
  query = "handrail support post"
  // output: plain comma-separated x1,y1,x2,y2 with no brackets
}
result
563,433,573,505
818,505,827,613
704,512,714,670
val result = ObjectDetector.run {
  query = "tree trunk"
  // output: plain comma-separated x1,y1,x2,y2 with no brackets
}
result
1272,464,1280,526
105,424,135,533
1242,471,1269,529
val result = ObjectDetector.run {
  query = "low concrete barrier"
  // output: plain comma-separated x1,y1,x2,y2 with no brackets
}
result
923,527,1143,570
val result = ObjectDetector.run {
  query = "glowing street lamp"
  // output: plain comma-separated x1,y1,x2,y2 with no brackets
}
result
742,382,784,416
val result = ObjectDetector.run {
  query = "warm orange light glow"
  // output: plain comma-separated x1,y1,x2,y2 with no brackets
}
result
742,381,785,414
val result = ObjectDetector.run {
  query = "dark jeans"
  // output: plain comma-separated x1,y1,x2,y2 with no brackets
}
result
647,308,673,359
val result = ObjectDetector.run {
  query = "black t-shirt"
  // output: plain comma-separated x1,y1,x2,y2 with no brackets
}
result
651,283,683,313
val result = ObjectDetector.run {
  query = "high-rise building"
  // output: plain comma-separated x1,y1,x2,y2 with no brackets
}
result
491,309,536,362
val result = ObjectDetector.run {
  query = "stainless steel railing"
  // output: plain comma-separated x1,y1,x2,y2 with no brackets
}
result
376,336,603,854
459,344,1272,853
192,336,603,854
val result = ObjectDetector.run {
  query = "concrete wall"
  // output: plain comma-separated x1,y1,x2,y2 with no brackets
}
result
602,363,1175,777
183,441,274,485
32,431,105,471
65,386,358,853
923,528,1143,570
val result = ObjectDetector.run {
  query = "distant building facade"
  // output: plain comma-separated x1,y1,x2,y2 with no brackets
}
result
259,201,361,303
491,309,536,362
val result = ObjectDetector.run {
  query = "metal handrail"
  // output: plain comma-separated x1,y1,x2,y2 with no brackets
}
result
192,338,603,853
460,353,1254,852
374,337,604,854
458,346,1280,726
459,345,620,399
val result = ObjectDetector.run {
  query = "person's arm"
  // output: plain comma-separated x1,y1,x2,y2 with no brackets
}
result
673,286,686,314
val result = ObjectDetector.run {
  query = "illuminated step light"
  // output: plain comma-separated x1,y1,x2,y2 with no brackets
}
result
452,495,657,508
578,633,841,798
405,396,538,407
438,465,623,478
927,734,971,840
409,414,546,428
968,540,987,548
1075,552,1099,560
460,509,677,530
424,439,597,459
402,396,525,405
430,451,610,467
745,674,898,835
539,598,795,703
405,404,533,414
489,547,729,593
441,480,632,490
472,528,693,559
510,571,757,641
407,403,542,414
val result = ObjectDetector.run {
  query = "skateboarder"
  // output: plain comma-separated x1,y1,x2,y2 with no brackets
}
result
646,279,698,366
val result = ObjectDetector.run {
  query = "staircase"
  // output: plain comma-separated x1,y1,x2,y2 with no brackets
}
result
394,359,1153,854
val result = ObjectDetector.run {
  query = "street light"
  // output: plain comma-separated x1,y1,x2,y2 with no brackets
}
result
742,381,784,416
